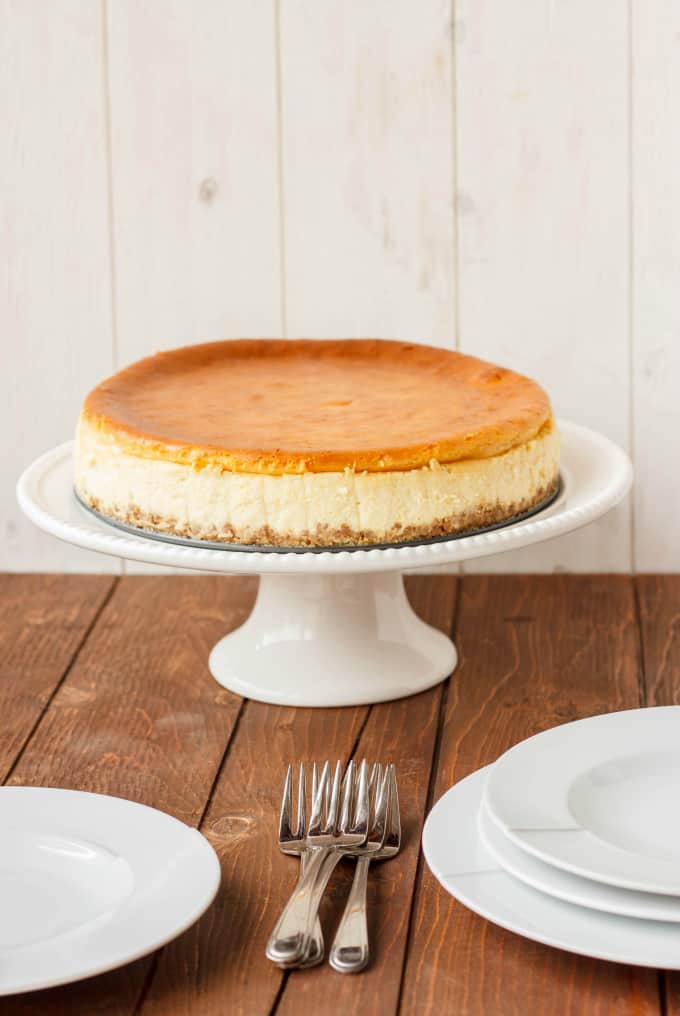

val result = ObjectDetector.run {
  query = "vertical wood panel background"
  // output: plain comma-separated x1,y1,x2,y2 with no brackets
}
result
107,0,283,360
456,0,631,573
631,0,680,572
279,0,456,347
1,0,675,573
1,0,117,572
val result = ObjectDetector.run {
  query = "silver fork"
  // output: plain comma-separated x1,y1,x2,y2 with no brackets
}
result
330,763,400,973
266,759,369,967
277,763,324,967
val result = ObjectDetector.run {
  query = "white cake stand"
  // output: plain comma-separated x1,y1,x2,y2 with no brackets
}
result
17,421,631,708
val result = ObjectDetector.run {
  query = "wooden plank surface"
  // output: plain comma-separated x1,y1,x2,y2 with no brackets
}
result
0,574,115,779
0,573,674,1015
636,575,680,707
399,576,658,1015
1,575,256,1016
139,576,456,1016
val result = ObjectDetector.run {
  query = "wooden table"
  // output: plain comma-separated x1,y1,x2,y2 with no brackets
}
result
0,572,677,1016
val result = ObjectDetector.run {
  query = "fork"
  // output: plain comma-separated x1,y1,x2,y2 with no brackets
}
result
266,759,369,967
277,763,324,966
330,763,400,973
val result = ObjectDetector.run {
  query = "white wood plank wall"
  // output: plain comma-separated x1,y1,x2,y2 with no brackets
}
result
1,0,676,573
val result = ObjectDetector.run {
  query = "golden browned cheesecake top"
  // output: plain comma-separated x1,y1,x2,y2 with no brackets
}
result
82,339,553,474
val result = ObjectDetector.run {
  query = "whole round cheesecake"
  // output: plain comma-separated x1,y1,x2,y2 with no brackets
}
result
74,339,560,547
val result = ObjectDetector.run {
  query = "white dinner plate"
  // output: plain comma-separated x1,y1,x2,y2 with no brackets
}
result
478,798,680,922
0,787,220,995
422,768,680,968
484,706,680,896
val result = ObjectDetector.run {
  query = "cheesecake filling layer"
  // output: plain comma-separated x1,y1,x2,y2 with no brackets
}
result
74,417,560,547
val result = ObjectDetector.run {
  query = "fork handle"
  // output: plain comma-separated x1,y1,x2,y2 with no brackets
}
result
329,856,370,973
298,851,325,967
266,848,341,965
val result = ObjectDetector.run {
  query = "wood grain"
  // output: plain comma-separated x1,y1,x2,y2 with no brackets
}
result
636,575,680,707
139,576,456,1016
0,574,115,778
5,576,255,814
399,575,658,1016
1,575,256,1016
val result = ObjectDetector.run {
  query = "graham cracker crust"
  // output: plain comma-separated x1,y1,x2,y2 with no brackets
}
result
80,479,559,549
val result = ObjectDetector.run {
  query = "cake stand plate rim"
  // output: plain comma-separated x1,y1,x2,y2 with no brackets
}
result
16,419,632,576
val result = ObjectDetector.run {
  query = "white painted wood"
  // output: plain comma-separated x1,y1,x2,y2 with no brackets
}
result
456,0,632,573
0,0,119,573
278,0,457,347
106,0,283,365
9,0,680,575
631,0,680,571
105,0,282,572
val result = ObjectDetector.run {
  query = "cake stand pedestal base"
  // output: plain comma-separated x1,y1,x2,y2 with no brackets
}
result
208,572,457,707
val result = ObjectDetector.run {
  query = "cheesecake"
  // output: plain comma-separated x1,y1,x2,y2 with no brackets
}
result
74,339,560,547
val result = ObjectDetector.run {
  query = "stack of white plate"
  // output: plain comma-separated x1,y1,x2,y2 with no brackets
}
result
422,706,680,967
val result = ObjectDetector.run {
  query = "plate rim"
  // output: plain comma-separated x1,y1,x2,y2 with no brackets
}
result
478,792,680,922
483,705,680,896
0,786,220,996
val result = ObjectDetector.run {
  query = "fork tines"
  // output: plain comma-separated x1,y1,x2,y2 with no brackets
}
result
279,758,394,847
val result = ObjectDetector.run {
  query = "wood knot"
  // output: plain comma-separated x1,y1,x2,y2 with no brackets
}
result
199,177,218,204
209,815,255,846
57,684,96,706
